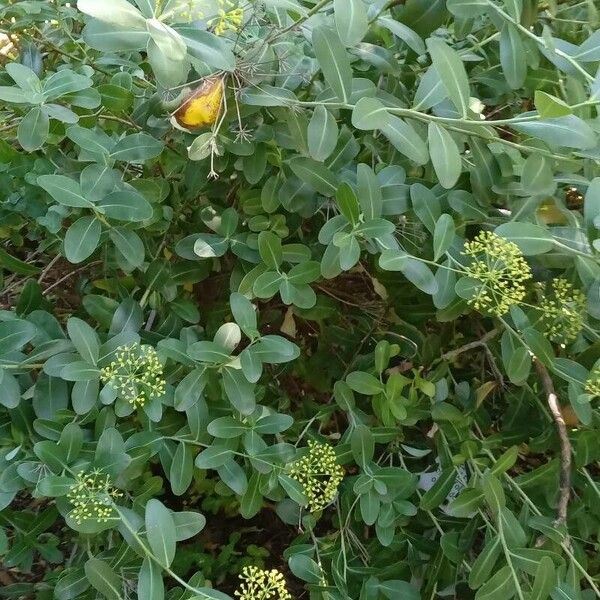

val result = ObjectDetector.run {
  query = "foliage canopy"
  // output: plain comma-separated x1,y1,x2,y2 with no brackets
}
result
1,0,600,599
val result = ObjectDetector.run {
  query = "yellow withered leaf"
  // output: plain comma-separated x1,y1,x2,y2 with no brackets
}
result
174,78,224,129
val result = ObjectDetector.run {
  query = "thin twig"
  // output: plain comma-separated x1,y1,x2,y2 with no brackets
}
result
534,359,572,527
441,329,503,384
37,254,61,284
42,261,101,296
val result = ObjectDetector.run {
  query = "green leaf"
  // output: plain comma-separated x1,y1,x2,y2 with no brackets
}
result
6,63,41,92
428,122,462,189
43,70,92,100
240,472,263,518
67,125,114,156
500,24,526,89
67,317,99,364
334,0,368,47
172,511,207,541
494,222,553,255
481,472,505,513
18,107,49,151
169,442,193,496
521,154,556,196
37,175,93,209
207,416,247,438
98,190,153,222
230,293,257,337
426,38,470,117
576,28,600,61
258,231,283,269
414,65,447,110
288,157,337,196
289,554,322,584
346,371,384,395
137,558,164,600
312,25,352,103
352,96,390,130
530,556,556,600
469,537,502,589
534,91,572,118
357,163,383,219
446,0,487,18
145,499,176,567
222,367,255,415
379,250,438,295
64,217,101,264
218,459,248,495
378,580,421,600
0,85,37,103
419,468,455,510
513,116,596,150
308,105,338,161
195,445,233,469
381,116,429,165
335,182,360,225
583,177,600,232
0,248,40,275
98,83,134,112
109,227,145,268
378,17,425,55
490,446,519,476
173,26,236,71
54,570,90,600
446,487,484,517
240,85,298,107
188,340,230,363
83,20,149,52
84,558,122,600
475,566,516,600
110,133,164,162
0,319,37,354
351,424,375,468
78,0,146,28
433,214,456,261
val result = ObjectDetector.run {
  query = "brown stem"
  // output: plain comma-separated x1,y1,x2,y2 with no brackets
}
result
441,329,503,385
534,359,572,527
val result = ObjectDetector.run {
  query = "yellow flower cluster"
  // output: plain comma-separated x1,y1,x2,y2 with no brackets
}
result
210,0,243,35
67,469,122,525
100,343,165,408
288,441,344,512
234,566,291,600
539,278,586,343
157,0,204,22
463,231,532,317
585,366,600,397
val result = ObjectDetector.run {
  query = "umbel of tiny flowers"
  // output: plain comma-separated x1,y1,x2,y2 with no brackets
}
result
209,0,243,35
463,231,532,317
288,440,344,512
538,278,586,344
234,566,291,600
100,343,166,408
585,365,600,397
66,469,122,525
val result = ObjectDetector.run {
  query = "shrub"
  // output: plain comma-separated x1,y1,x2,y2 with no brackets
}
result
0,0,600,598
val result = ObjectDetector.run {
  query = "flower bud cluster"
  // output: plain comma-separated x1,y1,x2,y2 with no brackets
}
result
585,366,600,398
210,0,243,35
100,343,165,408
234,566,291,600
67,469,122,525
463,231,532,316
539,278,586,343
288,440,344,512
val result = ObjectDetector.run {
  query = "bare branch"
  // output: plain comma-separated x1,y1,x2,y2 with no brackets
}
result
535,360,572,527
